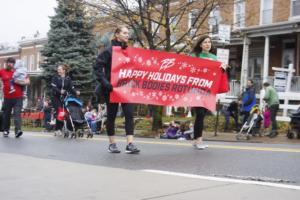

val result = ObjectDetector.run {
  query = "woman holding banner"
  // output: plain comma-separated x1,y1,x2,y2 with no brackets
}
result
94,25,140,154
190,35,226,150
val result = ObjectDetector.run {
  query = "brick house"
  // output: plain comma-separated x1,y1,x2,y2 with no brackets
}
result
0,34,47,108
217,0,300,93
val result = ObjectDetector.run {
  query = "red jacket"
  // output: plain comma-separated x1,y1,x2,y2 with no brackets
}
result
0,68,23,98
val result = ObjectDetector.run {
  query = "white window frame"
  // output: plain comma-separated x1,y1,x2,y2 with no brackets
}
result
209,6,220,38
170,16,178,44
233,0,245,29
290,0,300,20
37,51,41,70
22,56,28,70
151,21,160,35
29,55,34,72
188,9,198,29
260,0,273,25
188,9,199,36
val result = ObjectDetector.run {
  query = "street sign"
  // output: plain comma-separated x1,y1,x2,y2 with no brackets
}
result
274,71,287,92
217,48,230,65
218,24,231,43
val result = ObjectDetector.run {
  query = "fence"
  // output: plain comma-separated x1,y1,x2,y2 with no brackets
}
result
21,111,44,127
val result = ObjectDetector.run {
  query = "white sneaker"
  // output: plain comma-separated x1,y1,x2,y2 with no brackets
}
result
193,143,209,150
54,130,62,137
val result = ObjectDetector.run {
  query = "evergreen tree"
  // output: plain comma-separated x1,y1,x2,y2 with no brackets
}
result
42,0,96,101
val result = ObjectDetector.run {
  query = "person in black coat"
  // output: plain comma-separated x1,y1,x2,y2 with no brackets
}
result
94,25,140,154
51,64,80,135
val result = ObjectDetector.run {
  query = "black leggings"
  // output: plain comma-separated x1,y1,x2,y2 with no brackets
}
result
193,107,207,140
106,102,134,136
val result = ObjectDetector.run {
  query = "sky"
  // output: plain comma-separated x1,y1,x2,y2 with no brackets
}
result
0,0,57,46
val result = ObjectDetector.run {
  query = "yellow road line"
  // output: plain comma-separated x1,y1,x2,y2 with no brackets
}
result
26,133,300,153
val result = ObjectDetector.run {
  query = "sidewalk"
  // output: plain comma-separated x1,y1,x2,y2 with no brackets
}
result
133,129,300,145
203,131,300,144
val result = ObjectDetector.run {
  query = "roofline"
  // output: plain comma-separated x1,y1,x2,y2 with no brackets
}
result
238,19,300,37
18,37,48,47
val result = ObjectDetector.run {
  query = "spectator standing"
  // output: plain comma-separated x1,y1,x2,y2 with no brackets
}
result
263,82,279,138
240,80,256,124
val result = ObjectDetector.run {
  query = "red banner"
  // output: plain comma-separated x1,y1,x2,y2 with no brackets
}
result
110,47,229,111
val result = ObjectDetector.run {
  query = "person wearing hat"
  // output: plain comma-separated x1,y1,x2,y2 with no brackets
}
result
0,57,30,137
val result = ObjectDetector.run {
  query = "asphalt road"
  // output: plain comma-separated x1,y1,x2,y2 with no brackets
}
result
1,131,300,185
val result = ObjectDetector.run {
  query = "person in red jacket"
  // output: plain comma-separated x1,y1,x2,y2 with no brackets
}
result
0,57,30,137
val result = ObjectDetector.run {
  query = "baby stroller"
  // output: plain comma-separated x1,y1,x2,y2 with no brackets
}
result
62,95,93,138
287,106,300,139
236,105,263,140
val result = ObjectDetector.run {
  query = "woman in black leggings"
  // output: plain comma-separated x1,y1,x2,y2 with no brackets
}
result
190,35,222,150
94,25,140,154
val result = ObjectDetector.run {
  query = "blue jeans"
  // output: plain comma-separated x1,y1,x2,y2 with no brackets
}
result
88,121,98,133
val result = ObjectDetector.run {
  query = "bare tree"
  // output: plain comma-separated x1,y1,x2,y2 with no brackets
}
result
85,0,233,132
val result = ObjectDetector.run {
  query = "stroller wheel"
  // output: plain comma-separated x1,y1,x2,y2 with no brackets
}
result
71,133,77,139
80,132,84,137
246,135,251,140
63,130,69,138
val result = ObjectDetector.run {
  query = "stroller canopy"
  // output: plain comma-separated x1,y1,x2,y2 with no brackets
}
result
64,96,83,107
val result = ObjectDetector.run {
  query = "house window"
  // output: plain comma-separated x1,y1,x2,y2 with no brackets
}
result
261,0,273,24
170,16,178,44
188,9,199,35
291,0,300,17
22,56,28,70
208,6,221,36
234,0,245,28
151,21,160,35
37,52,41,70
29,55,34,71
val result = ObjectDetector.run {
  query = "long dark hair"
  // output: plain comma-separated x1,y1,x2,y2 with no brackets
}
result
191,35,215,56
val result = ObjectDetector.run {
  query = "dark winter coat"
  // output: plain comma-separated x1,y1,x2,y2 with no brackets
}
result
241,86,256,112
93,40,127,102
51,75,76,98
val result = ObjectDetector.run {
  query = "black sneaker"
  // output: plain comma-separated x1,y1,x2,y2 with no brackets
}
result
15,131,23,138
108,143,121,153
125,143,140,154
3,131,9,137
